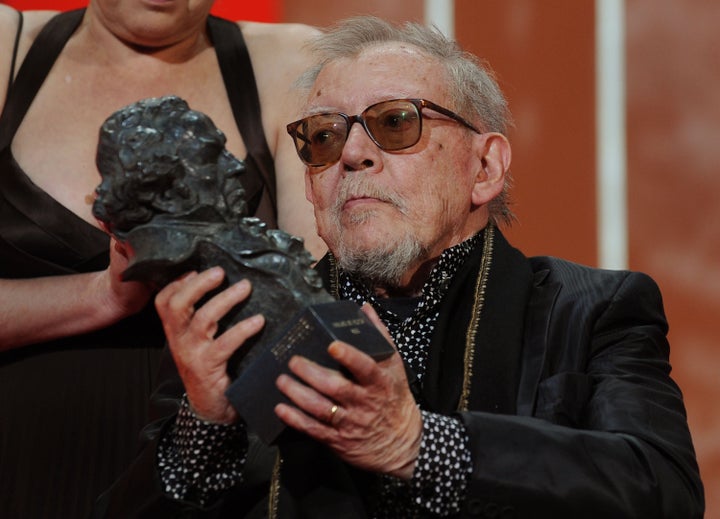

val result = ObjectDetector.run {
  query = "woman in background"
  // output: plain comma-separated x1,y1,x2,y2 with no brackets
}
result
0,1,321,516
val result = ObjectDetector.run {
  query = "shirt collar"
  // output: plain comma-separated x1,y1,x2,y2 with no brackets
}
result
338,229,485,314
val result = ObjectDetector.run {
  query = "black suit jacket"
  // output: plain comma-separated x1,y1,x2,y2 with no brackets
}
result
94,230,704,518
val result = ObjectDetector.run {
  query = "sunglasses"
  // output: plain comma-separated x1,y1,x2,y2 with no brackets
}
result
286,98,481,167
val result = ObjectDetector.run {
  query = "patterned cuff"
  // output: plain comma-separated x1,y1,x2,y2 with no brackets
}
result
409,410,473,515
158,395,247,506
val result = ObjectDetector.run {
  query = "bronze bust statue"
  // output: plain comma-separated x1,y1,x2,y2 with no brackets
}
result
92,95,333,371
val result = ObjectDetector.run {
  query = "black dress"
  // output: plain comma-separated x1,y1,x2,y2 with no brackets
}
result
0,9,277,518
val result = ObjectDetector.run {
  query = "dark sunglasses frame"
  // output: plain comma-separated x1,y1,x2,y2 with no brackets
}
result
286,98,482,167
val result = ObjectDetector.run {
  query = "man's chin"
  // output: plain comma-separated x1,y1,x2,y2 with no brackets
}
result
334,230,426,288
340,207,382,227
336,234,391,258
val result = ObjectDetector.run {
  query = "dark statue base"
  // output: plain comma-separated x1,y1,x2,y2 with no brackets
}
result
225,300,395,444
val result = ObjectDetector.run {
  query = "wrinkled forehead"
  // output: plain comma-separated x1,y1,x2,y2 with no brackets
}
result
307,43,448,113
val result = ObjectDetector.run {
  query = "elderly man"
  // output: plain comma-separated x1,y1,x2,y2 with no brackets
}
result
96,16,704,518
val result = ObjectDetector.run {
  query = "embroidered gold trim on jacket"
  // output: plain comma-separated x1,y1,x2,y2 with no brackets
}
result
458,224,494,411
268,453,282,518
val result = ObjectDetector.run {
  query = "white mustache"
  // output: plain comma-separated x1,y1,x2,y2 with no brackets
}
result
334,177,407,214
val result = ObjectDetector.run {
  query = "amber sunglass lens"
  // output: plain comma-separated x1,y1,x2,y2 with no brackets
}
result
298,114,348,166
365,101,421,150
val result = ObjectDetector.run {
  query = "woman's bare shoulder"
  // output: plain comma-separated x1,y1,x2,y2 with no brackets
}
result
0,8,61,122
0,7,61,72
237,21,321,94
238,20,321,46
3,7,60,40
0,7,57,105
0,5,22,75
239,20,320,68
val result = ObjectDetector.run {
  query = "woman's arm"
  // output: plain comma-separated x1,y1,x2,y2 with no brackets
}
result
0,4,21,108
0,240,152,349
241,21,326,260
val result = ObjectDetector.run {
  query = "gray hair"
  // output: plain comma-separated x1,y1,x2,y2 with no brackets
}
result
300,16,515,226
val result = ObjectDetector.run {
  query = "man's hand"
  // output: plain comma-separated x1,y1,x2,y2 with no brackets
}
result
155,267,265,424
274,304,422,479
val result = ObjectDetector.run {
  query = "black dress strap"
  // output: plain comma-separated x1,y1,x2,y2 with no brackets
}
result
0,9,84,150
7,8,23,94
207,16,278,218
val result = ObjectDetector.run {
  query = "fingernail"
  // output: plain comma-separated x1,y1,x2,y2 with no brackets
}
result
288,355,300,370
328,341,344,358
208,266,224,278
249,314,265,326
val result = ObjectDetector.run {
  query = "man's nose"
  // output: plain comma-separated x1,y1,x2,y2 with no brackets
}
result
340,122,380,171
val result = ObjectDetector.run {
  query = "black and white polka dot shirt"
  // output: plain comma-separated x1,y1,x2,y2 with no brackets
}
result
159,233,482,516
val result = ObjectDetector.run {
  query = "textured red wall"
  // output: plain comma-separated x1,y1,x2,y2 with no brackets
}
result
626,1,720,515
455,0,597,266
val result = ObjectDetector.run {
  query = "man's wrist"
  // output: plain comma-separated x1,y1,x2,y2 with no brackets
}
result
408,411,473,514
186,397,239,425
387,406,424,479
158,394,248,504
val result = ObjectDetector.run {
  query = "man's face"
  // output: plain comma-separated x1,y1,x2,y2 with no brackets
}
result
304,44,487,287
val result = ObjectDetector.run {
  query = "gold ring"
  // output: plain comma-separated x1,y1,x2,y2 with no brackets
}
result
329,404,339,424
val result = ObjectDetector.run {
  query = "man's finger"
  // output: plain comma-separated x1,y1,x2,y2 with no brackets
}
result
327,340,388,386
193,278,253,327
286,353,356,398
215,313,266,360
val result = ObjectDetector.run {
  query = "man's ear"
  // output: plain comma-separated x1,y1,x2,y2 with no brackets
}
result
471,132,511,206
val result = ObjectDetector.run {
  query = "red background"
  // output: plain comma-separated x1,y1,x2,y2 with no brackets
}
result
0,0,280,21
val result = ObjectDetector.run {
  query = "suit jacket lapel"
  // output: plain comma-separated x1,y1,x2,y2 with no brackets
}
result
423,229,533,416
516,266,559,416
